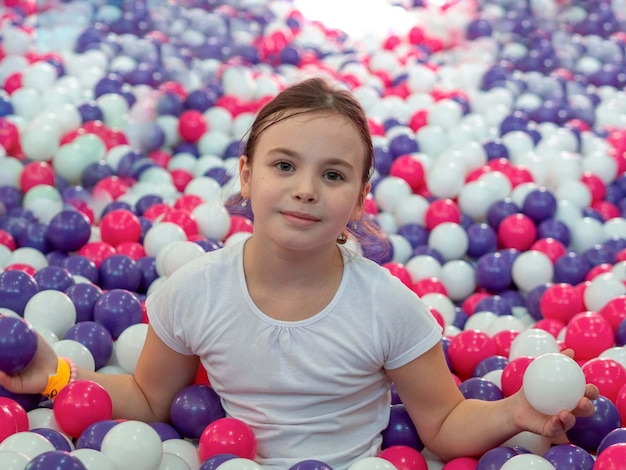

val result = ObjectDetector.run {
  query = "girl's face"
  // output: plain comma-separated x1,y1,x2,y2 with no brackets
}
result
239,111,370,252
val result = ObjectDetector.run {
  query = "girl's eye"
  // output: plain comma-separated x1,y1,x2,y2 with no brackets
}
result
276,161,294,172
324,171,344,181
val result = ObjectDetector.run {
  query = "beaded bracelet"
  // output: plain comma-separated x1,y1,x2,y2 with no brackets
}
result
42,357,77,400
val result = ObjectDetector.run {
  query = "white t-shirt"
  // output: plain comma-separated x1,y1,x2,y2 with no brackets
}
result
147,239,442,469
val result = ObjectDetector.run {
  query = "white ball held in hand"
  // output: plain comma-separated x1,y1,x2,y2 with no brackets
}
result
522,353,586,415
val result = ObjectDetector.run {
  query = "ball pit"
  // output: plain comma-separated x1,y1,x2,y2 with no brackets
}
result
0,0,626,467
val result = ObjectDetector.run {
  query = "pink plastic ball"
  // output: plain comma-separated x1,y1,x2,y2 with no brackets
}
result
501,356,533,397
53,380,113,438
540,283,584,324
498,214,537,251
461,292,491,315
594,443,626,469
0,398,28,432
0,406,18,443
492,329,520,358
425,199,461,230
616,384,626,424
389,155,425,193
447,330,497,380
78,242,116,268
378,445,428,470
227,216,254,238
442,457,478,469
530,238,566,264
383,263,413,288
412,277,448,297
19,161,55,192
564,312,615,362
178,110,208,142
0,230,16,250
598,296,626,332
99,209,142,247
116,242,146,261
533,319,566,339
198,418,257,461
161,209,199,239
582,358,626,404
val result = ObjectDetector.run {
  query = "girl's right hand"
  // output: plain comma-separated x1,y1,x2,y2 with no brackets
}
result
0,332,59,396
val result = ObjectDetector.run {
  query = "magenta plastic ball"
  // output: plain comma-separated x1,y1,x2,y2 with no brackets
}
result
0,316,38,375
169,384,225,439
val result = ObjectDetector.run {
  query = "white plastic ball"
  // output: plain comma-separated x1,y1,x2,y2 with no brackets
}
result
511,250,554,293
428,222,468,261
427,99,463,129
599,346,626,370
584,272,626,312
203,107,233,135
216,458,264,470
478,171,513,201
0,432,55,460
100,420,163,470
419,293,456,326
439,260,476,302
555,180,592,209
488,315,526,335
156,240,205,277
388,234,413,265
502,431,552,456
501,131,535,161
159,453,192,470
113,323,148,374
347,457,396,470
464,312,497,332
7,246,49,271
510,182,539,208
457,180,495,222
27,407,63,432
143,222,188,258
0,451,30,470
522,353,586,416
184,176,222,202
162,439,202,470
554,199,583,230
500,454,555,469
393,194,429,226
426,161,465,199
405,255,442,283
570,217,606,253
52,339,96,372
23,290,76,339
0,157,23,188
415,125,448,158
71,448,117,470
483,369,503,389
509,328,560,360
373,177,412,213
192,202,232,241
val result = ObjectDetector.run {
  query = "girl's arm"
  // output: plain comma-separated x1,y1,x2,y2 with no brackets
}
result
386,342,598,461
0,325,199,423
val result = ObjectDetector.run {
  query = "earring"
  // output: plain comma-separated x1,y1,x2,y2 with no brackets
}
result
336,232,347,244
350,221,358,231
241,198,248,207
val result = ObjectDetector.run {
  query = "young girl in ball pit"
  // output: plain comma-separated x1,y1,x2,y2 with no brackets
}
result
0,77,598,469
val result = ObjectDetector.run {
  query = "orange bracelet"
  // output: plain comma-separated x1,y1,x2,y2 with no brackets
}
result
42,357,76,400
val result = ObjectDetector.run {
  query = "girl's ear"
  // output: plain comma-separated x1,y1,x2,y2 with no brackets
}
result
351,182,371,221
239,155,251,199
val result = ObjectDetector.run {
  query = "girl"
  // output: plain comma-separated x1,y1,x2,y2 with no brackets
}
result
0,77,597,469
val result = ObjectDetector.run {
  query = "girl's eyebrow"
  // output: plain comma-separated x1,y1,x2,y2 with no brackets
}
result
268,147,355,171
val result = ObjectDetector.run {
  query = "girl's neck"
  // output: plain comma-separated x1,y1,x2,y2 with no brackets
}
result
243,237,343,287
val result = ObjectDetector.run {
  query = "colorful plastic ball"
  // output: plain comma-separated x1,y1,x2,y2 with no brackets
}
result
199,453,238,470
381,404,423,451
19,161,55,193
98,254,142,292
441,456,478,469
585,273,626,312
566,395,621,453
64,283,103,323
0,270,39,315
530,238,566,264
459,377,504,402
93,289,142,339
582,358,626,404
169,384,225,440
499,454,555,469
523,353,586,415
466,223,498,260
424,199,461,230
46,210,91,252
542,444,594,470
476,446,529,470
288,459,332,470
447,330,498,380
23,450,87,470
522,188,557,224
501,356,534,397
198,418,257,461
597,428,626,455
553,252,591,285
24,289,77,339
378,445,428,470
53,380,113,437
348,457,396,470
564,312,615,362
99,209,141,247
0,316,37,375
498,213,537,251
100,420,163,470
33,266,74,292
389,155,425,193
75,420,118,451
539,283,583,324
64,321,113,370
511,250,554,293
148,422,181,442
30,428,72,452
0,397,28,433
178,110,208,143
475,251,514,293
594,443,626,470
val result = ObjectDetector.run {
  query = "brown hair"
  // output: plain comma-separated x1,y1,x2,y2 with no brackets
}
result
227,77,388,253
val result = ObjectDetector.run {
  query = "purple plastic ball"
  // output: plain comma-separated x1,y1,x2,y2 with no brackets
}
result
381,404,423,451
64,283,103,323
0,316,38,375
98,254,142,292
199,454,238,470
149,422,182,441
64,321,113,370
397,223,429,249
483,137,508,160
388,133,419,159
543,444,594,470
476,446,530,470
76,420,118,450
46,210,91,252
459,377,503,401
61,255,99,285
17,222,53,253
0,270,38,315
466,223,498,259
566,395,621,453
487,198,519,230
597,427,626,455
554,251,591,285
289,460,333,470
30,428,73,452
537,218,571,246
34,266,75,292
474,294,512,316
616,319,626,347
169,384,225,439
475,252,514,292
522,188,557,223
473,355,509,378
24,451,86,470
526,283,550,321
93,289,143,339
